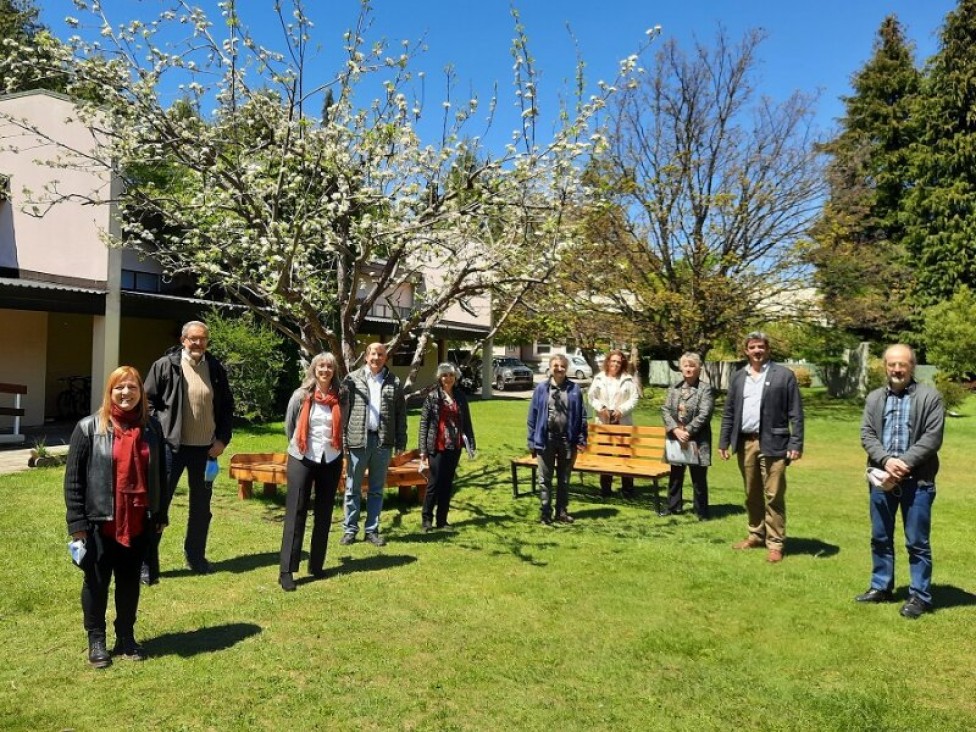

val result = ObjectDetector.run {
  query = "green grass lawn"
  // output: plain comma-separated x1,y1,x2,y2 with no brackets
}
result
2,389,976,730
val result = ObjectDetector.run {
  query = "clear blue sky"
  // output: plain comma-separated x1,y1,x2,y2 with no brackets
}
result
39,1,958,147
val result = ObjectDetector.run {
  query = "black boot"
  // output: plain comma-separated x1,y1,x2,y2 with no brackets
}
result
88,637,112,668
112,635,147,661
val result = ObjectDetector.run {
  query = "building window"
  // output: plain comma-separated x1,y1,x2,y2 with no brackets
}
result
390,340,423,367
536,340,551,355
121,269,161,292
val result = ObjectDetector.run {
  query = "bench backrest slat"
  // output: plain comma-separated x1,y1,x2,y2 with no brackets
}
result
580,424,667,462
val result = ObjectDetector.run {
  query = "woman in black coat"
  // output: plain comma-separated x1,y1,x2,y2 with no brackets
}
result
418,363,476,531
64,366,168,668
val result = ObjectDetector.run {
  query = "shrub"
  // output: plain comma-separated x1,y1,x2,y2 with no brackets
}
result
204,308,286,422
789,365,812,388
865,357,887,394
934,372,968,413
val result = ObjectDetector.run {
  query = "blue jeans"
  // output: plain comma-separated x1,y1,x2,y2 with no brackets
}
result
342,432,390,535
869,479,936,604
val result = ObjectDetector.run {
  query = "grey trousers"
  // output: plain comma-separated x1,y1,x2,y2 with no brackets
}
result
536,438,577,519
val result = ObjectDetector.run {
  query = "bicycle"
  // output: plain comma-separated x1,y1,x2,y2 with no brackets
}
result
56,375,92,420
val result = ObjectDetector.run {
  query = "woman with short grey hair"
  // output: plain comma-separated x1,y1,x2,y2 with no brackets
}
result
660,352,714,519
418,363,476,531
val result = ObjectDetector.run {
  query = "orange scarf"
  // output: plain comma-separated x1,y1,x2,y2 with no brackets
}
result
296,387,342,455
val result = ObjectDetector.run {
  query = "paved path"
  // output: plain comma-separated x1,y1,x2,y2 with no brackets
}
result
0,445,68,475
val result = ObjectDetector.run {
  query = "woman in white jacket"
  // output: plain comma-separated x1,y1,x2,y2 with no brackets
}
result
588,349,640,497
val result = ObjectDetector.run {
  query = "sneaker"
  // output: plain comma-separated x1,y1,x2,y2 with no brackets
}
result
339,533,356,546
556,512,575,524
435,522,453,530
88,639,112,669
539,516,553,526
365,532,386,547
421,521,433,533
900,596,931,619
111,636,147,661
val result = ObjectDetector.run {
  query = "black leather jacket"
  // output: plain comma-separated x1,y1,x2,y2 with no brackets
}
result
63,415,169,536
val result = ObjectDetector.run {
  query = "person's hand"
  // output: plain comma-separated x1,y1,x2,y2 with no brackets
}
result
885,456,910,480
71,530,88,541
156,521,168,534
787,449,801,462
209,440,226,458
719,448,730,461
599,407,611,423
673,427,690,444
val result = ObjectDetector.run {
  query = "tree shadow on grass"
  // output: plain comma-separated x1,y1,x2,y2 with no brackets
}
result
930,585,976,610
329,553,417,578
785,536,840,558
142,622,261,658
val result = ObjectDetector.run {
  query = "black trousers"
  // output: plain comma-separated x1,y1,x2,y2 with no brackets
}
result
422,449,462,527
81,528,149,641
145,444,210,576
667,464,709,517
279,454,342,574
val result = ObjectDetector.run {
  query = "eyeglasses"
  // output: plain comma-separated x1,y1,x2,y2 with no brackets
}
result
184,337,209,344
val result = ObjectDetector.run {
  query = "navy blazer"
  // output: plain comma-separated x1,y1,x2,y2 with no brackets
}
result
719,362,804,457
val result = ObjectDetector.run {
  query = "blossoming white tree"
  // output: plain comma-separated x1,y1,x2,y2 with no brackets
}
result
1,0,652,378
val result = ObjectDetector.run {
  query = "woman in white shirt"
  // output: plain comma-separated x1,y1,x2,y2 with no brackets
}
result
588,350,640,497
279,352,344,591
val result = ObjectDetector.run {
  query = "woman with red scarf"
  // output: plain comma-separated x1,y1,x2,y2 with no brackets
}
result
418,363,476,531
64,366,168,669
279,352,344,591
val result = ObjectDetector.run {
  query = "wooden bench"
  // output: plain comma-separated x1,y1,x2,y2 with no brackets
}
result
0,383,27,445
228,450,428,503
510,424,672,508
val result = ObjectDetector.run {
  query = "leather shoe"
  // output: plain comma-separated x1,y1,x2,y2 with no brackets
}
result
279,572,297,592
309,567,327,579
900,596,931,619
88,639,112,669
855,588,894,603
112,636,147,661
732,536,765,550
766,548,784,563
339,533,356,545
140,564,158,586
435,522,453,529
556,512,574,524
365,532,386,547
540,517,553,526
186,556,213,575
421,521,433,532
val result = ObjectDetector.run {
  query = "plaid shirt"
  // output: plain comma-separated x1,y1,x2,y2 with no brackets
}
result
882,387,911,457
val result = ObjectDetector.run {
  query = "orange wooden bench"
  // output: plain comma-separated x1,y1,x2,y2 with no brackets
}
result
511,424,672,508
228,450,427,503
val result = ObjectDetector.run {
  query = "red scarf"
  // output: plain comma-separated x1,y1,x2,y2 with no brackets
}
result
104,404,149,547
296,387,342,455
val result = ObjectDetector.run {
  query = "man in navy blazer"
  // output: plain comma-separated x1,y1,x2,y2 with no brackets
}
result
719,331,804,563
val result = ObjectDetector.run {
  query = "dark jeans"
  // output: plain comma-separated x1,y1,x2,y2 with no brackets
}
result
537,438,577,520
145,444,211,576
422,449,462,527
280,454,342,574
667,464,709,517
82,528,149,641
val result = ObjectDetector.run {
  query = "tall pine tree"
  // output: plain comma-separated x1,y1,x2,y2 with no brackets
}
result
807,15,919,341
905,0,976,308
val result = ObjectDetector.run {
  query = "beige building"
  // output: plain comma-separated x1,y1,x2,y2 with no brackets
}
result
0,90,491,435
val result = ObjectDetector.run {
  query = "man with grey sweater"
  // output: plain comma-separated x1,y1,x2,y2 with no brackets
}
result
856,343,944,619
